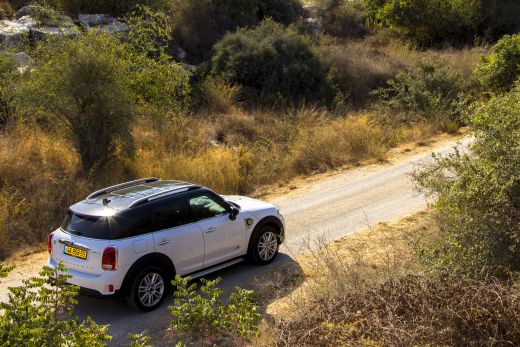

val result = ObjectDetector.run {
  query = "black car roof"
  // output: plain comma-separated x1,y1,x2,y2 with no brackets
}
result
69,178,202,216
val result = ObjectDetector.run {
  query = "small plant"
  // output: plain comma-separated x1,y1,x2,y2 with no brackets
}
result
169,275,262,346
0,262,111,346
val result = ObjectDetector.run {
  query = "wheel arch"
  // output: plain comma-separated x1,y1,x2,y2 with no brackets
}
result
120,252,176,296
246,216,284,255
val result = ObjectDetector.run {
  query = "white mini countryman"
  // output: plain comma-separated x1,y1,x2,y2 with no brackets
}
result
47,178,285,311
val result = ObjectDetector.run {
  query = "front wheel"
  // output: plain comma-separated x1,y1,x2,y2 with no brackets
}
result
250,226,279,265
126,266,166,312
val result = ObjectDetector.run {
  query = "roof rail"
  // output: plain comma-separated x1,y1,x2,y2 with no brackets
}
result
87,178,160,199
129,185,201,208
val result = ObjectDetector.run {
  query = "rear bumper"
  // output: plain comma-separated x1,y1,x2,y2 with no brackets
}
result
46,256,129,297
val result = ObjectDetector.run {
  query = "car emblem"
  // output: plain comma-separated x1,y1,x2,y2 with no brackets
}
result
245,218,254,229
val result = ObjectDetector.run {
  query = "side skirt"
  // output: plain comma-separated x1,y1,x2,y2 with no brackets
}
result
184,258,244,280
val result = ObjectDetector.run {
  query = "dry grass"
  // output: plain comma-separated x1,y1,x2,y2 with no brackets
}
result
0,102,449,258
252,209,520,347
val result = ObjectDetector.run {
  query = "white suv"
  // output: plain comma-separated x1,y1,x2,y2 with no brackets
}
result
46,178,285,311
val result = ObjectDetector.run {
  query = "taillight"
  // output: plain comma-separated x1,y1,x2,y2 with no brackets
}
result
102,247,118,270
48,233,54,255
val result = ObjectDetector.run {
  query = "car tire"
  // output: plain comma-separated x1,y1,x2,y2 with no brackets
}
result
126,266,166,312
250,226,279,265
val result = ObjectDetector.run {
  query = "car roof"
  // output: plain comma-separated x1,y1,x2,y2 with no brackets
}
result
69,178,202,216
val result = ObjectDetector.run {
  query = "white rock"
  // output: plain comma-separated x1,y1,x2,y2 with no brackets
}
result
78,13,128,34
17,15,80,41
0,20,29,48
15,5,39,20
1,51,34,65
177,47,187,60
78,14,113,27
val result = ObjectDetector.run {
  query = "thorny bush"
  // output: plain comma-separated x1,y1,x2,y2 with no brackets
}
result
276,274,520,347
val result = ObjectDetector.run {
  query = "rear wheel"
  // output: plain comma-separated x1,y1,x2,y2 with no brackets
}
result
126,266,166,312
250,226,279,265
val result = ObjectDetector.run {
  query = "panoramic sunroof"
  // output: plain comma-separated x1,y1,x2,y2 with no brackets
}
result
113,185,164,199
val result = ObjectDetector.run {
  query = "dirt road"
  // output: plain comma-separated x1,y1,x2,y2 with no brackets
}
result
0,135,472,345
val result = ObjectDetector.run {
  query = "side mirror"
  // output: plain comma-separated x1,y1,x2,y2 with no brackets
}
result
229,206,239,221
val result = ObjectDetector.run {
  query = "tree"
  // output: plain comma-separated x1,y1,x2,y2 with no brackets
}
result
10,8,190,172
412,82,520,275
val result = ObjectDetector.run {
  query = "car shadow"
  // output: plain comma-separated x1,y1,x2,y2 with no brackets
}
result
72,251,304,346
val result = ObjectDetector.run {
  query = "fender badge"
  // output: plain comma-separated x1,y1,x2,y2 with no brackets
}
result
245,218,254,229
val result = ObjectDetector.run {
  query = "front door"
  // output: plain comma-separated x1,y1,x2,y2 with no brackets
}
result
185,193,246,268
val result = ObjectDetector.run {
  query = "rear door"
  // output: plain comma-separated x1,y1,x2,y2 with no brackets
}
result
185,193,247,268
152,199,205,276
51,212,114,275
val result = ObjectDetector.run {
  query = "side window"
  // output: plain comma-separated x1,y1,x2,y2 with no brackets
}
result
187,194,229,221
115,212,152,239
153,200,193,232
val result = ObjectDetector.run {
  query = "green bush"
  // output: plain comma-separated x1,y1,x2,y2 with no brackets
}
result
211,18,335,105
316,0,366,38
474,33,520,93
170,276,262,346
412,83,520,275
0,263,111,346
366,0,482,46
373,56,468,121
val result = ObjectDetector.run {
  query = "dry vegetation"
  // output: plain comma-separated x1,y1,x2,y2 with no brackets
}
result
250,209,520,347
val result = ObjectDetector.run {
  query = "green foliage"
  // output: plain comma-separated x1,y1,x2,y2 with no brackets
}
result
0,262,111,346
412,83,520,275
366,0,483,46
373,56,467,121
170,275,262,346
52,0,169,16
474,33,520,93
9,9,190,172
316,0,366,38
211,18,335,105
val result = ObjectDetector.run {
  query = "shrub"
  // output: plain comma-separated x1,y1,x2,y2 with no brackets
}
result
474,33,520,93
168,0,219,63
319,42,406,107
0,263,111,346
316,0,366,38
211,18,335,105
412,83,520,275
366,0,483,47
373,56,467,121
170,276,262,346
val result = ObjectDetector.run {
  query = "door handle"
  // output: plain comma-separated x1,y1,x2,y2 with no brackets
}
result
205,228,216,233
158,240,171,245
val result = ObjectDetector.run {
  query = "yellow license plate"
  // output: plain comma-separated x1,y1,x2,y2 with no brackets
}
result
64,246,87,260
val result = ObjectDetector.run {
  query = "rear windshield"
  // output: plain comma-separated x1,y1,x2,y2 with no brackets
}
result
60,211,122,240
